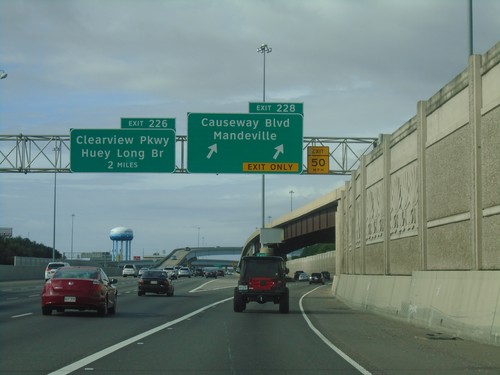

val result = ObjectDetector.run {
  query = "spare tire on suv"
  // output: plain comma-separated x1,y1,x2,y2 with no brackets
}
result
233,255,289,314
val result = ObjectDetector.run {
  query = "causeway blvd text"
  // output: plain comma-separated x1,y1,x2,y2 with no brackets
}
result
202,117,291,142
201,117,290,130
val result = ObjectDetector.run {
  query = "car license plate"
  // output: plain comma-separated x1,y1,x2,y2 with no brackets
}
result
151,281,158,284
64,296,76,302
238,285,248,291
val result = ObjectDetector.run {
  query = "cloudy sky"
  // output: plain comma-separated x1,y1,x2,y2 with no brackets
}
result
1,0,498,259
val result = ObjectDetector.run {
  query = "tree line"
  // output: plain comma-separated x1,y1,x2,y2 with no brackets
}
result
0,236,62,265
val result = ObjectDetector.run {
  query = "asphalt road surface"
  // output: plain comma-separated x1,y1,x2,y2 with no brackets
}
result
1,276,499,374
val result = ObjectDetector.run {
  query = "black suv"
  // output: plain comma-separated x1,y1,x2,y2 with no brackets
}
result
233,256,289,313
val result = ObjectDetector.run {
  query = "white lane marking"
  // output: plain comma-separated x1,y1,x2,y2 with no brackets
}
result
189,279,233,293
47,297,233,375
300,287,372,375
12,312,33,318
189,279,219,293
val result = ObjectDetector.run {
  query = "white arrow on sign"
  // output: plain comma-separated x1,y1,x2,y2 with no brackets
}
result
273,144,284,160
207,144,218,159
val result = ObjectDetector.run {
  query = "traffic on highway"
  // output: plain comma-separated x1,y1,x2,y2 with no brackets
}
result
1,274,499,375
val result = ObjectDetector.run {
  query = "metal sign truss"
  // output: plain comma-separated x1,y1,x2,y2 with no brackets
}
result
0,134,377,174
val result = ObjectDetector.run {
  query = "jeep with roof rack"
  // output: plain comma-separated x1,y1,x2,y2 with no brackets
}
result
233,255,289,313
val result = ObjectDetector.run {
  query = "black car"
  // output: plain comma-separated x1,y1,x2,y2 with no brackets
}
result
321,271,331,281
194,268,204,277
309,272,325,285
138,270,174,296
205,269,218,278
233,256,289,314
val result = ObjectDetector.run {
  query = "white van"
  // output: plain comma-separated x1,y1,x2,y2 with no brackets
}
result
122,264,138,277
44,262,70,281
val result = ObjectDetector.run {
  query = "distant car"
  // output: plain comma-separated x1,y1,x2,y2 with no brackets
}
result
205,269,217,278
194,268,204,277
178,267,191,278
41,266,118,316
294,270,305,281
216,269,225,277
122,264,138,277
309,272,325,285
321,271,331,281
298,272,309,282
163,266,178,279
44,262,70,281
138,270,174,296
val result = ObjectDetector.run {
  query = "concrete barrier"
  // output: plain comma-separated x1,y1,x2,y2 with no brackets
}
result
333,271,500,346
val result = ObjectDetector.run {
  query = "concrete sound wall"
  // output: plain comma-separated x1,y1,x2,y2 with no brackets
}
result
334,42,500,345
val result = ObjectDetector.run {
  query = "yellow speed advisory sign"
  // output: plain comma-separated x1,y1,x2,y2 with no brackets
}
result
243,162,300,172
307,146,329,174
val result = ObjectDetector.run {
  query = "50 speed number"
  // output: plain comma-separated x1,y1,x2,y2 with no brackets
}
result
307,146,329,174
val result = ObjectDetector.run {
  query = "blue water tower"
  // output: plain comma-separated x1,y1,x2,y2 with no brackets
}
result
110,227,134,261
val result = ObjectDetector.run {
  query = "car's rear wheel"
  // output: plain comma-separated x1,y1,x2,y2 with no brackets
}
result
233,290,245,312
109,297,117,314
42,306,52,316
279,289,289,314
98,300,108,316
138,291,144,296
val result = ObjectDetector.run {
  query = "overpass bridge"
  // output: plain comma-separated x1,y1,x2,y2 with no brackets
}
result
155,246,241,269
241,188,342,259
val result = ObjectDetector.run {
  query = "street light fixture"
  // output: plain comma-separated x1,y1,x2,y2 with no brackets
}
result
257,43,272,230
0,70,7,79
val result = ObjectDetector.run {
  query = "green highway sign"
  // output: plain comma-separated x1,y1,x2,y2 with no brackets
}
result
121,118,176,129
70,129,176,173
249,102,303,115
187,113,303,174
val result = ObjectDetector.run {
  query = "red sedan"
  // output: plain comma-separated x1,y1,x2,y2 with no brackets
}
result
41,266,118,316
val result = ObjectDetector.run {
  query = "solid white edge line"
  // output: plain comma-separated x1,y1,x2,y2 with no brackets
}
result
47,297,233,375
300,287,372,375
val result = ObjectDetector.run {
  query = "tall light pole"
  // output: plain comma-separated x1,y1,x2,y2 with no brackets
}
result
71,214,75,260
257,43,272,229
52,145,61,261
289,190,295,211
197,226,200,247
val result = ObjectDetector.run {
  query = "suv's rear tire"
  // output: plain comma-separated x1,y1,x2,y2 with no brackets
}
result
279,289,289,314
233,289,245,312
